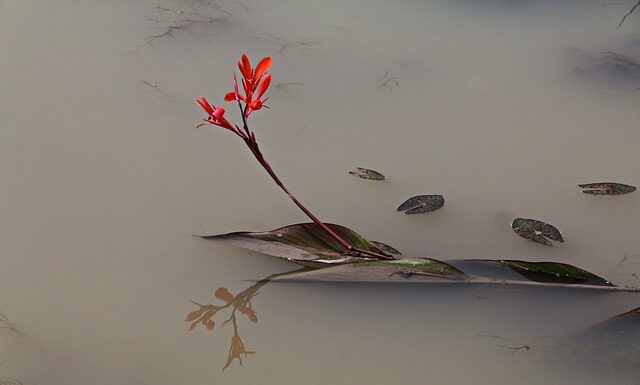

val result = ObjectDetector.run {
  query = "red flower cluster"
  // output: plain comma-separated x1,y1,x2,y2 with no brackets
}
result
195,54,272,135
225,54,272,116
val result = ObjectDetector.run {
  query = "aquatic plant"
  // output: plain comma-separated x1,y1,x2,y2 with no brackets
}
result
195,54,393,261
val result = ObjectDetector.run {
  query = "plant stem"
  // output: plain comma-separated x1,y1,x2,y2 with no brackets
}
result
242,137,394,260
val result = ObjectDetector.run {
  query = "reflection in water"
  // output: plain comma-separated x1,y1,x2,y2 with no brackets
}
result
0,313,23,385
186,267,313,370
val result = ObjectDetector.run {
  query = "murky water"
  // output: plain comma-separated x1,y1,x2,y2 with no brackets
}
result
2,0,640,384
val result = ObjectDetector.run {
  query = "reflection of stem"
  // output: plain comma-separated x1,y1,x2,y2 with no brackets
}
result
188,266,316,369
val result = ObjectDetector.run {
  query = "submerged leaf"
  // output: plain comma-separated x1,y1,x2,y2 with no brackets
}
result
199,222,385,265
397,195,444,214
348,167,385,181
571,306,640,370
500,260,613,286
511,218,564,246
370,241,402,255
579,182,636,195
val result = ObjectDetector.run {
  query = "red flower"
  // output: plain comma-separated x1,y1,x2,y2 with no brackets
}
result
224,54,272,116
195,96,235,132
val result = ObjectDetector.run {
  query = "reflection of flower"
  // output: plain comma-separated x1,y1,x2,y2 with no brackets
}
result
186,268,312,370
223,319,255,370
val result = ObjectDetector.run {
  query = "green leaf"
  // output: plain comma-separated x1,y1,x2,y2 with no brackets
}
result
397,195,445,214
579,182,636,195
370,241,402,255
270,257,467,283
500,260,613,286
199,222,385,265
349,167,385,181
511,218,564,246
267,257,632,291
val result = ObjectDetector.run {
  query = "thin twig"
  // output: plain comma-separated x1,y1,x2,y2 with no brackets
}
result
617,0,640,28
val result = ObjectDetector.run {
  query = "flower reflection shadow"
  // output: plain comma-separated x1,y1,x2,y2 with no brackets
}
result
186,266,313,370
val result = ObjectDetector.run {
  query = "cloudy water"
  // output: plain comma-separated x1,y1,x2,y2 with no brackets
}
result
2,0,640,384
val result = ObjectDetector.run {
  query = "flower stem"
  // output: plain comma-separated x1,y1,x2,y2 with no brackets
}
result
242,137,394,260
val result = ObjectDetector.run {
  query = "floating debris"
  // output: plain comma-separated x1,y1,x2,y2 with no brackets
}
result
579,182,636,195
397,195,445,214
511,218,564,246
370,241,402,255
349,167,385,181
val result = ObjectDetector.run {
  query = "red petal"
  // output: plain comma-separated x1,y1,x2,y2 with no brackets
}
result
256,74,271,99
195,96,215,115
224,92,236,102
213,107,225,119
241,54,252,79
253,57,272,80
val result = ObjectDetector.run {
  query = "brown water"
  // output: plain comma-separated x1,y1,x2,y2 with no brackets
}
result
2,0,640,384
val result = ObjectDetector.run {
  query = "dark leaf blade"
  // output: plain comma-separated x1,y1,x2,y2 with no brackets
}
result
397,195,445,214
578,182,636,195
571,306,640,368
348,167,385,181
501,260,613,286
537,222,564,243
199,222,384,264
270,258,636,291
370,241,402,255
511,218,563,246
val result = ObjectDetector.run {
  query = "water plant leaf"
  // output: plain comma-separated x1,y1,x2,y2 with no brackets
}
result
271,257,467,283
370,241,402,255
397,195,445,214
268,257,634,291
199,222,385,265
511,218,564,246
500,260,613,286
578,182,636,195
571,306,640,369
349,167,385,180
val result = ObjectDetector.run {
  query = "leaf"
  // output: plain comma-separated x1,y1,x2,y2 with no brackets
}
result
571,306,640,368
511,218,564,246
500,260,613,286
268,257,635,291
397,195,444,214
349,167,385,180
370,240,402,255
579,182,636,195
199,222,385,265
271,257,467,283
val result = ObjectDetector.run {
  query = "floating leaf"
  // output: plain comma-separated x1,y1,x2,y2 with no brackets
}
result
579,182,636,195
511,218,564,246
199,222,385,265
397,195,444,214
370,240,402,255
272,257,466,283
269,257,635,291
500,260,613,286
349,167,385,181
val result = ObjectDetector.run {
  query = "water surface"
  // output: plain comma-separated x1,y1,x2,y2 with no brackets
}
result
2,0,640,384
